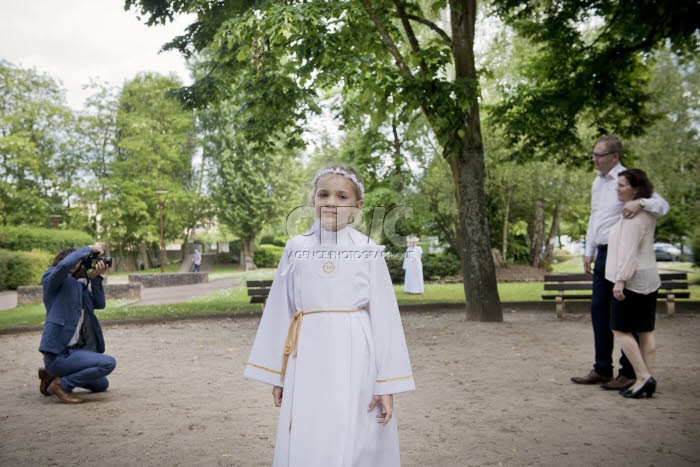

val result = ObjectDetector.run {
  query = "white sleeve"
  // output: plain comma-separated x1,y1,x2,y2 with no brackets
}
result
243,244,296,387
585,183,597,258
643,192,670,218
370,251,416,395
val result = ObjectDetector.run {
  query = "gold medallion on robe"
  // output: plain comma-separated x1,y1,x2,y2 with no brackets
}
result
320,259,337,277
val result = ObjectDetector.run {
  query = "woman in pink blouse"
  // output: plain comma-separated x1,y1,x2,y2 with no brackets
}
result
605,169,661,398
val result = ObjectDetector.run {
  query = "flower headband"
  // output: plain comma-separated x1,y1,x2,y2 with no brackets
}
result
311,167,365,199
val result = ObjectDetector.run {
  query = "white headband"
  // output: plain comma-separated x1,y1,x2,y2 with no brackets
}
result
311,167,365,199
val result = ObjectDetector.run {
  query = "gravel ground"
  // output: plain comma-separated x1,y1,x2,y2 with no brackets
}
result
1,308,699,466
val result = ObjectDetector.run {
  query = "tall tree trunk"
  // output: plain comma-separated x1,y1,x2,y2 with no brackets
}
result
241,235,256,272
544,203,563,264
529,199,545,267
138,243,150,270
502,188,512,263
362,0,502,321
448,0,502,322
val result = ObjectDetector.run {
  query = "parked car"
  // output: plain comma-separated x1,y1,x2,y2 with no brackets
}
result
680,244,695,262
654,243,681,262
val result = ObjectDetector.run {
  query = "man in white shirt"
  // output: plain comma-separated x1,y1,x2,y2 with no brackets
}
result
571,135,669,390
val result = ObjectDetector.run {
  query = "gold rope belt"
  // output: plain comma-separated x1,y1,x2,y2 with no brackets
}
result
281,308,367,377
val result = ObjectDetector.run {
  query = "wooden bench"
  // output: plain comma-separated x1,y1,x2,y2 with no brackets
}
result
543,272,689,318
246,280,273,307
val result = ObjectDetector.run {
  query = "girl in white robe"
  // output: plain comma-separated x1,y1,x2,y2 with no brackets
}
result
244,165,415,467
403,236,424,294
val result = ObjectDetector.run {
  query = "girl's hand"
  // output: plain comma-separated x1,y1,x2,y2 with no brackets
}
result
369,394,393,425
273,386,283,407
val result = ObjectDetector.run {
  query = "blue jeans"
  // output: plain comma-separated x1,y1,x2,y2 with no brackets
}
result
44,349,116,392
591,249,635,379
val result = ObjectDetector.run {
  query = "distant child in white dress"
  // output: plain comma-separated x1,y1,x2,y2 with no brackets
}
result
403,235,424,294
244,165,415,466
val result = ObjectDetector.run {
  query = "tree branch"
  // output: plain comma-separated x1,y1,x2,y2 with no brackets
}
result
393,0,427,75
405,14,452,46
358,0,413,78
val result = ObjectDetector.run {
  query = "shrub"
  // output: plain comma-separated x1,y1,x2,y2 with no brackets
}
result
509,243,530,264
0,226,93,252
386,256,404,283
259,235,287,247
423,250,462,279
386,250,462,284
259,234,275,245
228,239,241,264
216,252,235,264
254,245,284,268
691,226,700,269
2,249,53,290
0,250,9,290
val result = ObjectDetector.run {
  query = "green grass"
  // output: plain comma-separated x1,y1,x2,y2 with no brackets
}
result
0,280,531,328
394,282,544,303
3,262,696,330
0,288,262,329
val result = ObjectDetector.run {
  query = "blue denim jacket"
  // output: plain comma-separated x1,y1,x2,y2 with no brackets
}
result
38,246,106,355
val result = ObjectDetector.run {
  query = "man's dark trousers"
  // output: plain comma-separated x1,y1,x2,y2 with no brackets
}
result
591,246,636,379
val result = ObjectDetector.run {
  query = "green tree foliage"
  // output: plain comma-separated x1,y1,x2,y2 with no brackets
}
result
126,0,504,321
415,155,459,252
70,79,120,236
199,98,299,270
101,73,197,263
486,157,590,266
489,0,700,158
0,61,75,226
0,226,93,252
626,47,699,246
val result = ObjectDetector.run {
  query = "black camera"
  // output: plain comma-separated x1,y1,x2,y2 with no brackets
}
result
82,252,113,269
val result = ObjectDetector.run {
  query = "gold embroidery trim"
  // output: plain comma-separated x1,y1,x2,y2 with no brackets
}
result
247,362,282,375
281,308,367,377
376,375,413,383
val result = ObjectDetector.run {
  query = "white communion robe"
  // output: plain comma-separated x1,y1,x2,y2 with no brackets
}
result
244,223,415,467
403,246,424,294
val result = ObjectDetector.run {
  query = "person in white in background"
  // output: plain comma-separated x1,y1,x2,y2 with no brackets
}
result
403,235,424,294
244,164,415,467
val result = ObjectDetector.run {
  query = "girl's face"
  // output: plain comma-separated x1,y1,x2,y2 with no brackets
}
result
616,175,636,203
313,174,363,231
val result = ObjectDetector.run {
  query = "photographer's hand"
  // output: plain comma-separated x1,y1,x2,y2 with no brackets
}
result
90,243,105,256
91,260,110,279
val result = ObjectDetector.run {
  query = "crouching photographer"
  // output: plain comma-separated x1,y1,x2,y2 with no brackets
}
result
37,244,117,404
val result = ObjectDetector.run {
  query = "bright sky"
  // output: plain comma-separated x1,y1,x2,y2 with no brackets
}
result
0,0,193,110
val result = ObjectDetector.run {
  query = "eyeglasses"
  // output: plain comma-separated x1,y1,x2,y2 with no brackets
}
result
590,151,615,159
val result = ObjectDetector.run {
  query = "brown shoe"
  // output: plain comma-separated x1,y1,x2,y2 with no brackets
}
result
47,378,83,404
601,375,635,390
38,367,56,397
571,369,612,385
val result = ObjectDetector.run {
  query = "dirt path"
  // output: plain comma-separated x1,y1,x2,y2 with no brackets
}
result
1,309,699,466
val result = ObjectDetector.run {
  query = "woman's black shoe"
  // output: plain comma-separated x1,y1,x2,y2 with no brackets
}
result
621,377,656,398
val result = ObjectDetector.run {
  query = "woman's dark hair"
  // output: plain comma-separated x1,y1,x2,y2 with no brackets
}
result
52,247,77,267
619,169,654,200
